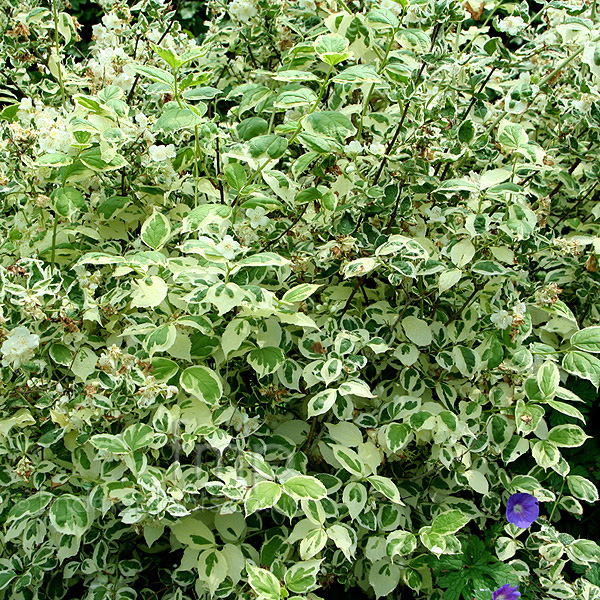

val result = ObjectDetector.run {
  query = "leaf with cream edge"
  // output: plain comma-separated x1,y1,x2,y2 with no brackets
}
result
283,476,327,500
180,366,223,406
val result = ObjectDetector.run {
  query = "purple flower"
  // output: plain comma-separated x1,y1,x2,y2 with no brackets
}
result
492,584,520,600
506,492,539,528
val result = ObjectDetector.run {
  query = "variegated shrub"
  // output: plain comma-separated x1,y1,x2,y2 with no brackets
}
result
0,0,600,599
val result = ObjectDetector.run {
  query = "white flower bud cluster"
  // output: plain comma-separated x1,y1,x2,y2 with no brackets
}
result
1,326,40,368
137,375,178,409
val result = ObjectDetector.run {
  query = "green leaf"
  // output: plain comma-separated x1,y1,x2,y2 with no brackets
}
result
245,481,282,515
80,146,128,171
458,120,475,144
281,283,321,304
300,528,327,560
49,343,72,366
154,105,202,132
384,423,411,453
567,475,599,503
248,135,288,159
331,445,366,477
145,323,177,355
370,475,404,505
436,179,479,193
247,563,281,600
430,510,471,535
131,276,168,308
546,399,585,422
565,539,600,565
547,424,588,448
314,34,352,66
303,111,356,142
470,260,508,276
8,491,54,522
562,352,597,387
307,388,337,417
247,347,285,378
152,44,181,69
180,366,223,406
536,361,559,400
367,7,400,28
532,439,560,468
284,560,321,594
0,571,16,592
37,427,66,447
49,495,90,535
332,65,382,84
90,434,129,454
283,475,327,500
224,163,247,190
183,86,222,101
131,64,175,88
51,187,85,218
150,357,179,382
570,326,600,353
387,530,417,557
453,345,481,377
236,253,291,268
237,117,269,140
274,88,318,109
369,559,401,598
141,211,171,250
498,122,528,149
123,423,154,451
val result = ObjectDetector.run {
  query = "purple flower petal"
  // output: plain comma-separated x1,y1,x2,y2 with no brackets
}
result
506,492,539,528
492,584,521,600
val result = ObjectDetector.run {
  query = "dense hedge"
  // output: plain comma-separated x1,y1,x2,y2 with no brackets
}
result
1,1,600,600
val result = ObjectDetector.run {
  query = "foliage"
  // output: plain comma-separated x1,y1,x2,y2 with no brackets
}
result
0,0,600,599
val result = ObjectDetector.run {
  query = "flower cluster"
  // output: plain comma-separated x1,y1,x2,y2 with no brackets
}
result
0,326,40,368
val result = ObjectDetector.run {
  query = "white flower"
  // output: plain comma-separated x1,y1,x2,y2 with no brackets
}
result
229,0,257,22
425,206,446,224
148,144,176,162
1,326,40,368
513,302,527,317
380,0,403,14
102,12,121,30
573,94,594,113
246,206,269,229
490,309,512,329
344,140,363,154
216,235,241,260
497,15,526,36
368,142,386,156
